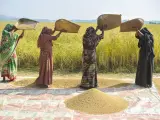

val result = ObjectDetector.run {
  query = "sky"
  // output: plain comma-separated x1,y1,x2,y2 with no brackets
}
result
0,0,160,20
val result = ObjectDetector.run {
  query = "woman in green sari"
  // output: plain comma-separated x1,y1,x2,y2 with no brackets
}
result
0,24,24,82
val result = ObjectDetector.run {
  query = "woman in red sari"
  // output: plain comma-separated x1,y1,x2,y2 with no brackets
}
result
36,27,65,88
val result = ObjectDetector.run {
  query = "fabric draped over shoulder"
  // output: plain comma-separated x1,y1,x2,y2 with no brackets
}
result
37,27,54,48
0,24,19,80
135,27,155,88
36,27,54,86
0,24,19,70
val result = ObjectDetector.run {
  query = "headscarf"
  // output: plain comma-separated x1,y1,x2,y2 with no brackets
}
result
3,24,14,32
41,27,49,34
140,27,154,48
83,27,96,38
140,27,153,37
1,24,14,40
136,27,153,40
141,27,154,58
83,26,101,50
37,27,52,48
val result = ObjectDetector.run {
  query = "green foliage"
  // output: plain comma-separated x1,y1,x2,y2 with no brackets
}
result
0,22,160,73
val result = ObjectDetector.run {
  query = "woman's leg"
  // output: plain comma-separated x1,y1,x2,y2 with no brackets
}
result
80,63,97,89
1,64,8,82
2,76,5,82
8,53,17,81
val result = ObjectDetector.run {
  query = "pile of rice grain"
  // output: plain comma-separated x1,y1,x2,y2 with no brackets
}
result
65,88,128,114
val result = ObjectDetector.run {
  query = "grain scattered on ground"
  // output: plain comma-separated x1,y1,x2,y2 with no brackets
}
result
11,78,132,88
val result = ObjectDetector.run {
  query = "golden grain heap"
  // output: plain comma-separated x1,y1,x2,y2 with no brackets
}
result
65,88,128,114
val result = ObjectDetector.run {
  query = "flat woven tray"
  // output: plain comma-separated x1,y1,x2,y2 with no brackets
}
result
120,18,144,32
15,18,38,30
55,19,80,33
97,14,121,31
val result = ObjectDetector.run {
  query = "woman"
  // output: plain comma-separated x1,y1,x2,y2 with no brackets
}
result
80,26,104,89
0,24,24,82
36,27,65,88
135,27,155,88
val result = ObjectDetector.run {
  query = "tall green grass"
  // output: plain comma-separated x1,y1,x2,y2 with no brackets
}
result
0,22,160,73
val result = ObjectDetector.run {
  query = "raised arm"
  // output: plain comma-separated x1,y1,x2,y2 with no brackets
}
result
51,31,63,41
45,29,66,41
51,27,56,35
97,27,104,40
100,29,104,39
52,29,67,40
17,30,25,41
135,30,144,48
95,26,99,33
96,24,106,39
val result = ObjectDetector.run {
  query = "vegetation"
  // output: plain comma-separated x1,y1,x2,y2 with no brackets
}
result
0,22,160,73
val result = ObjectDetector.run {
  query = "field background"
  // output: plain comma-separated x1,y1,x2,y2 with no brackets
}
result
0,22,160,73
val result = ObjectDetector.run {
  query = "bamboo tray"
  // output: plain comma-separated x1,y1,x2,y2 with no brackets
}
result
15,18,38,30
120,18,144,32
55,19,80,33
97,14,121,31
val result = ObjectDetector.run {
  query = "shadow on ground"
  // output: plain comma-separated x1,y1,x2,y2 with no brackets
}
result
0,81,141,96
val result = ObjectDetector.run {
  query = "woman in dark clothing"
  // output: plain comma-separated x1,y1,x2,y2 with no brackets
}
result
135,27,155,88
80,26,105,89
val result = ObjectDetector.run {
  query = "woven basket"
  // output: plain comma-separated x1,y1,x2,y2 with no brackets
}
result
120,18,144,32
55,19,80,33
15,18,38,30
97,14,121,31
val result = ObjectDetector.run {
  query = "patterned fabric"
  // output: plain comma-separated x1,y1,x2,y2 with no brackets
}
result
80,27,103,89
0,24,19,80
3,24,14,32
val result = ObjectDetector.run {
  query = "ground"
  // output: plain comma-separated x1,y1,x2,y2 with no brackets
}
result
0,72,160,120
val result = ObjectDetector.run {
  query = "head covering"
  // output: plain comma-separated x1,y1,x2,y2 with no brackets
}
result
136,27,153,40
41,27,48,34
83,27,96,38
1,24,15,37
83,26,100,50
37,27,52,48
3,24,14,32
140,27,153,36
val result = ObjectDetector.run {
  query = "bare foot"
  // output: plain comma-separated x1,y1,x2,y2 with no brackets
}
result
1,77,6,82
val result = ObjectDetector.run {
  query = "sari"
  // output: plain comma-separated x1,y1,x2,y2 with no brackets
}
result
135,27,155,88
36,27,54,86
80,27,103,89
0,24,19,80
